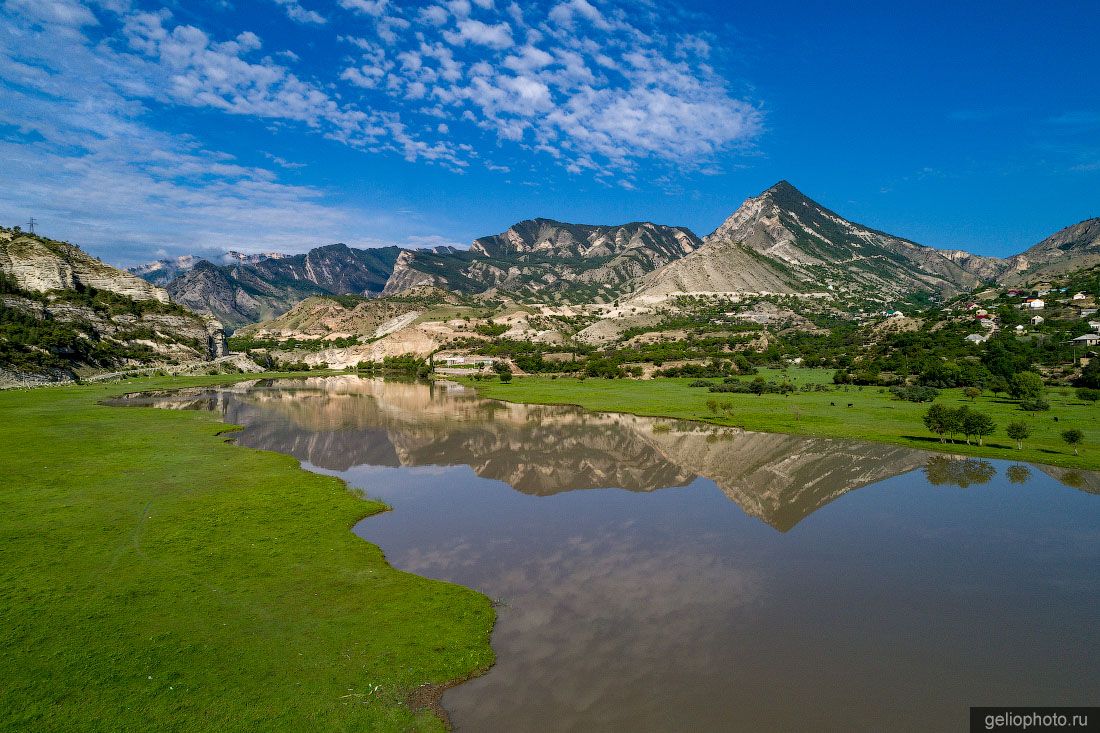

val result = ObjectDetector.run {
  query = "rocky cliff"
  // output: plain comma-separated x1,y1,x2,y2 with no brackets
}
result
383,219,703,302
166,244,403,330
0,227,227,384
1,229,170,302
999,218,1100,285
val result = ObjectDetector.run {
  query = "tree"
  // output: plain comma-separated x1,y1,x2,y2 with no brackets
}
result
923,456,996,487
1074,358,1100,389
989,375,1010,397
493,361,513,383
1061,428,1084,456
923,403,948,442
942,405,964,443
963,386,982,401
1006,421,1031,450
1008,371,1044,401
962,409,996,446
923,403,960,443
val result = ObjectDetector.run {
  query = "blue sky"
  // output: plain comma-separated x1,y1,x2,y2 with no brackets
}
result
1,0,1097,266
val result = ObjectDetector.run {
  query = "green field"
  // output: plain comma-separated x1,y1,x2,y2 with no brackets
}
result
462,369,1100,471
0,374,493,732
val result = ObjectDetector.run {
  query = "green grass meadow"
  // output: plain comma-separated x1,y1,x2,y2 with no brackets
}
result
464,369,1100,471
0,375,493,732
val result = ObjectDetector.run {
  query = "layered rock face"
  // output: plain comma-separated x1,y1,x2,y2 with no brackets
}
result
1000,218,1100,284
0,230,169,303
384,219,703,301
0,228,227,383
167,244,403,329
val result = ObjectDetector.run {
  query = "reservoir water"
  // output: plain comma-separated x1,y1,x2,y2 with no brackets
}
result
111,376,1100,731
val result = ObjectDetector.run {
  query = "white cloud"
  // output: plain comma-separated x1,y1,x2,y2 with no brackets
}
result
4,0,97,27
0,0,765,259
418,5,449,26
338,0,389,16
548,0,613,31
331,0,762,179
443,19,514,49
272,0,326,25
0,0,461,262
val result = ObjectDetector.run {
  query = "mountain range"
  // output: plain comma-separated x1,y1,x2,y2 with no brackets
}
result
130,181,1099,329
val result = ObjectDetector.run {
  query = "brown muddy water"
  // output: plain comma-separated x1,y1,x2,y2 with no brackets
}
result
111,376,1100,731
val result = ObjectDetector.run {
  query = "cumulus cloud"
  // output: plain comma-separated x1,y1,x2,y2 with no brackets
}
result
339,0,762,179
338,0,389,16
0,0,765,261
0,1,457,262
443,19,514,49
271,0,326,25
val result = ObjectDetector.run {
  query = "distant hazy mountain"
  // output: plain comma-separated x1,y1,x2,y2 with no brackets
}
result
166,244,402,330
1000,218,1100,285
129,251,289,286
383,219,703,301
635,181,1003,303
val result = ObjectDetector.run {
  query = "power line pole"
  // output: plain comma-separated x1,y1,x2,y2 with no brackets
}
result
26,217,36,235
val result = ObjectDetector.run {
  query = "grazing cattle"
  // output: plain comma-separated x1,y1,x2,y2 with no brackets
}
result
847,403,853,407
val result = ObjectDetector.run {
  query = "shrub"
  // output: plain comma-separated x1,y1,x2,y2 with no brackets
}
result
1076,388,1100,403
890,385,939,403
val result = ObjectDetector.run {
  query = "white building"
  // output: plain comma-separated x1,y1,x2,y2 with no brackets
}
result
1030,315,1045,325
965,333,988,344
1026,299,1045,309
1071,334,1100,347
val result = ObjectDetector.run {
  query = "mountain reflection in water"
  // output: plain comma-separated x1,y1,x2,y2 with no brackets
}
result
111,376,1100,732
115,376,949,531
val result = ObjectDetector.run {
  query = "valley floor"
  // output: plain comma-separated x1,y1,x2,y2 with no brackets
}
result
461,369,1100,473
0,373,493,732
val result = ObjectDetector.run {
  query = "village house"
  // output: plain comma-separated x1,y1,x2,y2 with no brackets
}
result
1070,334,1100,347
965,333,988,344
1031,315,1045,325
437,355,495,367
1024,298,1045,309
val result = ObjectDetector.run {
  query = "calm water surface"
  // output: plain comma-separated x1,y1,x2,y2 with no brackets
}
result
112,376,1100,731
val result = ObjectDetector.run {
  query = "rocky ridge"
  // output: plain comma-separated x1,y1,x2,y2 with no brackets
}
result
634,182,1002,304
0,227,228,385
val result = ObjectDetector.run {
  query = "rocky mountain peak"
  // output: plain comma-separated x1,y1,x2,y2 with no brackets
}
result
1001,216,1100,284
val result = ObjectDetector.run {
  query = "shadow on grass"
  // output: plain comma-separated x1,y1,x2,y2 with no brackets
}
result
902,435,1004,447
900,436,1033,453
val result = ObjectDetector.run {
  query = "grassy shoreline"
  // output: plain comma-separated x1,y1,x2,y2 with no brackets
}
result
0,372,494,732
459,369,1100,472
